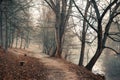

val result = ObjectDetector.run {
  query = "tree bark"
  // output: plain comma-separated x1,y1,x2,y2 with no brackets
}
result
20,34,23,49
85,47,103,70
15,32,18,48
86,22,103,70
10,27,15,48
0,10,3,47
5,13,8,52
50,46,57,57
44,0,72,58
55,21,63,58
79,0,90,66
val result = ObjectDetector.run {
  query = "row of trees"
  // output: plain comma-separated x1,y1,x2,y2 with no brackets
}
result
0,0,119,71
43,0,120,70
0,0,33,51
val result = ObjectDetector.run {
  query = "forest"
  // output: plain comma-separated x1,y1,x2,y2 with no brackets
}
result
0,0,120,80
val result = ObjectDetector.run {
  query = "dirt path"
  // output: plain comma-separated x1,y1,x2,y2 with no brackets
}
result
8,48,103,80
41,58,80,80
8,48,79,80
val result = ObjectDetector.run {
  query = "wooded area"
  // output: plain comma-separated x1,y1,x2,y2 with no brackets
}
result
0,0,120,80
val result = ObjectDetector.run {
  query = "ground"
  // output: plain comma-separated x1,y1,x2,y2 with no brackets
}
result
0,48,104,80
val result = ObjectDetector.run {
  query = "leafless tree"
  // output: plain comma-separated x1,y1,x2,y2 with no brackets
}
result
72,0,120,70
44,0,73,58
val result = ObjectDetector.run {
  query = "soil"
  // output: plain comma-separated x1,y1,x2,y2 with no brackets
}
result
0,48,104,80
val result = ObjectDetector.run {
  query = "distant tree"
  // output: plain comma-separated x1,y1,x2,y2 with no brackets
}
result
40,27,56,55
34,4,56,56
0,0,34,51
44,0,73,58
0,1,3,47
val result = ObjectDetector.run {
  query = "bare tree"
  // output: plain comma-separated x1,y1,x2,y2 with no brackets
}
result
44,0,73,58
0,1,3,47
0,0,34,51
78,0,91,66
73,0,120,70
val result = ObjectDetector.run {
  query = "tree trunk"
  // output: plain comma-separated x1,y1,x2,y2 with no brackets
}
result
79,38,86,66
55,42,62,58
0,10,3,47
20,35,23,49
5,13,8,52
86,22,103,70
85,48,103,70
54,12,63,58
10,27,15,48
79,0,90,66
15,33,18,48
26,30,30,48
50,46,57,57
55,14,65,58
0,0,3,4
8,21,11,48
55,28,63,58
24,31,29,49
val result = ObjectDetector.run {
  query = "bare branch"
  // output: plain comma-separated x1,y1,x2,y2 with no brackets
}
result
91,0,100,19
65,0,73,25
44,0,56,13
108,32,120,36
113,12,120,18
104,46,119,54
72,0,98,33
86,36,97,44
108,35,120,42
100,0,118,20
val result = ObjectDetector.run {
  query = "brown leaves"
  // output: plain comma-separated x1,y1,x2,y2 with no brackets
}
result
0,48,47,80
0,48,104,80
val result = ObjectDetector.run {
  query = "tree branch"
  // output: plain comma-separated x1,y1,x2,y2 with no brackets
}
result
108,35,120,42
91,0,100,19
100,0,118,20
104,46,119,54
44,0,56,13
72,0,98,33
108,32,120,36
